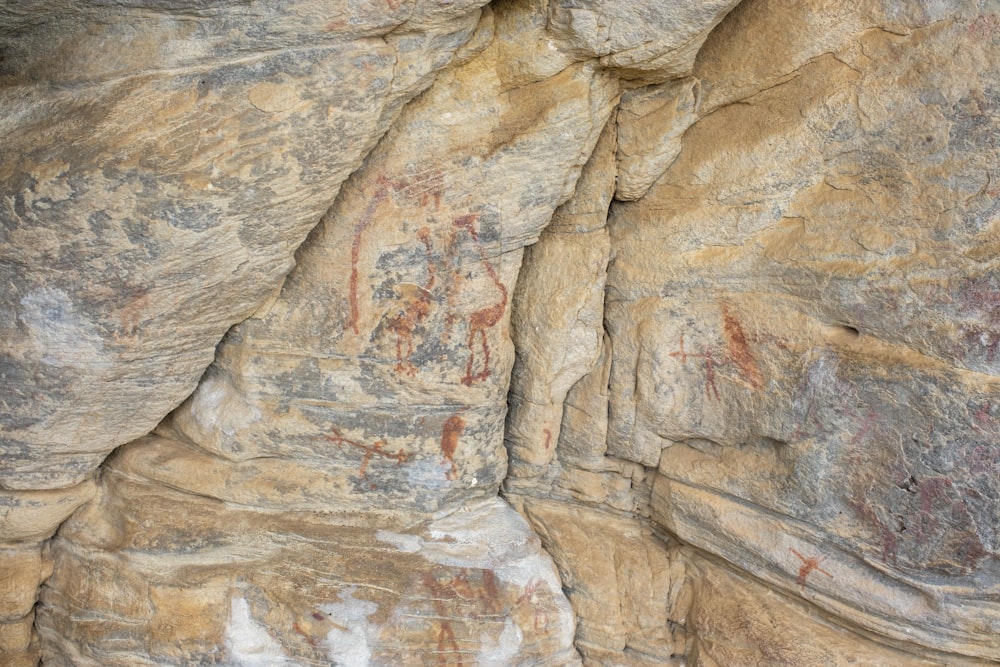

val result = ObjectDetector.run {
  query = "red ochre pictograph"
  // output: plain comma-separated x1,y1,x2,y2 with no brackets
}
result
324,427,407,490
386,226,437,376
668,304,774,400
453,213,508,386
440,414,465,480
423,568,501,666
789,548,833,590
669,335,722,401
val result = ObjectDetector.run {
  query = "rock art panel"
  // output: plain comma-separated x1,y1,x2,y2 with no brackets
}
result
1,5,489,662
39,468,577,666
5,0,997,664
38,0,632,662
0,0,489,490
602,0,1000,661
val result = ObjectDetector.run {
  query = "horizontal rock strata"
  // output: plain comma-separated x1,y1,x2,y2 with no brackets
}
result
1,0,997,664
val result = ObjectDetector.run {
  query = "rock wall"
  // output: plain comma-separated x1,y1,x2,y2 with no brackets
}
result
1,0,997,665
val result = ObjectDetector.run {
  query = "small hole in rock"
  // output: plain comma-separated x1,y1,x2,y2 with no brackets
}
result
840,324,860,337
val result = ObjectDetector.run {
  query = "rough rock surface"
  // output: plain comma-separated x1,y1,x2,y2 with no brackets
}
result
1,0,998,665
605,0,1000,660
2,2,490,661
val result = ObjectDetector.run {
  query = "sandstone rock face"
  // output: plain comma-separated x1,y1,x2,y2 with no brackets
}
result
2,3,490,661
0,0,489,490
606,1,1000,659
2,0,998,665
511,0,999,664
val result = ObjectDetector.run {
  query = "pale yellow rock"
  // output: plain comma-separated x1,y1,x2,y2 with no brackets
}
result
517,497,681,663
505,115,615,473
0,613,34,665
615,77,701,201
682,552,970,667
40,463,580,666
0,548,48,622
5,0,999,663
547,0,742,82
0,482,96,543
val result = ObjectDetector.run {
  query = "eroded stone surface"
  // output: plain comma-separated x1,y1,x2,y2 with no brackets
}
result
5,0,999,664
2,5,489,663
597,0,999,662
37,0,648,663
0,0,489,490
507,0,998,665
40,464,575,666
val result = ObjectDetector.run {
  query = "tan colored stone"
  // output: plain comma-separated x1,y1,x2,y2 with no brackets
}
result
682,551,972,667
40,465,579,666
0,0,490,490
600,0,1000,661
0,481,96,543
0,548,49,623
547,0,742,82
517,497,682,664
615,77,701,201
6,0,999,663
0,613,33,653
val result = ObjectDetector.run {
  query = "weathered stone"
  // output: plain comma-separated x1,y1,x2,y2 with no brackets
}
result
547,0,742,82
680,549,972,667
515,497,682,665
39,460,577,666
0,0,489,490
0,481,95,543
599,0,1000,661
614,77,701,201
506,120,615,470
4,0,999,663
37,0,630,662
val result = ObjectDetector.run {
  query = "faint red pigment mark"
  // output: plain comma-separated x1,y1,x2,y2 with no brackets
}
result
955,275,1000,362
668,335,721,401
453,213,508,386
850,411,878,446
434,620,461,667
516,578,549,632
516,578,543,605
720,303,764,390
348,170,448,337
423,569,502,666
393,167,445,210
968,14,1000,39
791,393,823,440
789,548,833,590
844,411,900,565
292,621,320,647
911,476,989,570
850,495,899,566
748,330,791,352
386,226,436,376
542,428,552,450
324,427,407,489
110,284,151,343
973,402,996,431
440,414,465,480
347,177,392,334
668,335,692,364
966,442,999,477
